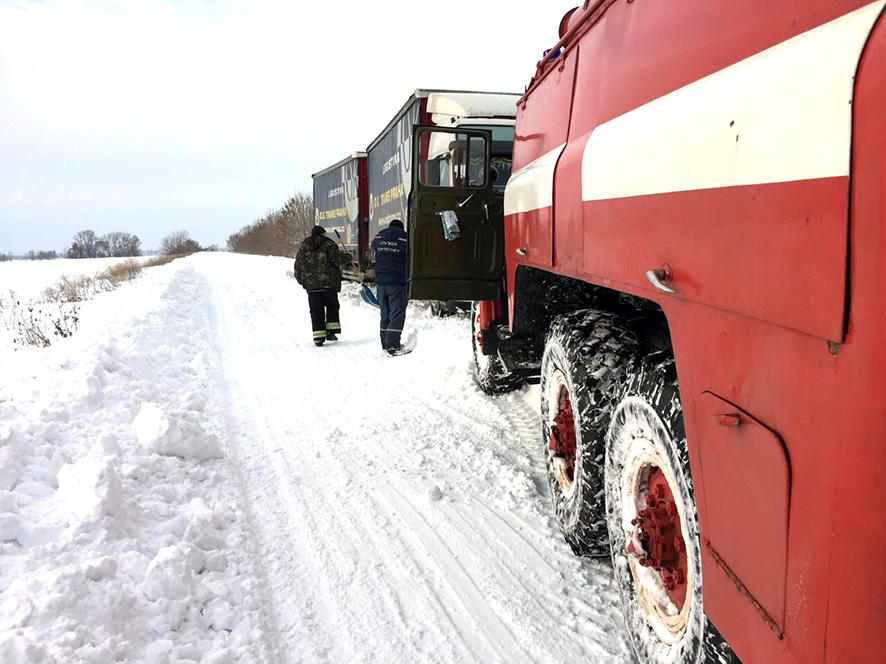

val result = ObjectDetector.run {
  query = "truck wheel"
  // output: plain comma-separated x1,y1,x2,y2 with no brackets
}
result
429,301,449,317
605,356,710,664
471,302,521,394
541,310,639,556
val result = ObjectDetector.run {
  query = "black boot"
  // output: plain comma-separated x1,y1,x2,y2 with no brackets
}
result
326,333,338,342
314,338,325,347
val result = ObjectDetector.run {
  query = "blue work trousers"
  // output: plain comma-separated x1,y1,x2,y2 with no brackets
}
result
378,284,407,349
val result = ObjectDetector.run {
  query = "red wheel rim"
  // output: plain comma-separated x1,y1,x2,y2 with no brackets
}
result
548,385,577,486
627,466,689,609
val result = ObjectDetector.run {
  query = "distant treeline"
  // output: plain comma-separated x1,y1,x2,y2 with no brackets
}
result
65,231,143,259
1,250,63,261
227,193,314,256
1,229,219,262
0,251,59,261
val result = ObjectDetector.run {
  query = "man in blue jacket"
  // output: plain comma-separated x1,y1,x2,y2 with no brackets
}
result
371,219,408,354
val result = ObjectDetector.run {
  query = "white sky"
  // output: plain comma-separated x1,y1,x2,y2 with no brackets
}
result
0,0,574,254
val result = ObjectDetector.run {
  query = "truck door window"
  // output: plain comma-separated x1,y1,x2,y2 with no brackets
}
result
468,136,486,187
460,125,514,189
490,155,512,189
418,131,488,189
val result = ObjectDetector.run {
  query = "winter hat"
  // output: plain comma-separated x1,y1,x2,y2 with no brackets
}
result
311,225,327,237
389,219,404,229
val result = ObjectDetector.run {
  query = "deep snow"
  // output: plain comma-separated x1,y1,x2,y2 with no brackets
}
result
0,253,633,663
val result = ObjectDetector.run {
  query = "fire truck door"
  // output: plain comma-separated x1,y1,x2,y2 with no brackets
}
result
409,126,505,301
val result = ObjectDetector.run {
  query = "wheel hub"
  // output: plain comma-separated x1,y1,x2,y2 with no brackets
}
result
627,466,688,609
548,385,577,487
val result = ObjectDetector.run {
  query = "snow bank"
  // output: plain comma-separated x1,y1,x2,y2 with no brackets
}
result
133,402,223,460
0,256,268,663
56,452,126,522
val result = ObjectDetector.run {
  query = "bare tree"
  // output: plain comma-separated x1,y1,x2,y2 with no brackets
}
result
67,230,99,258
280,193,314,244
104,232,142,257
227,192,314,256
161,231,201,256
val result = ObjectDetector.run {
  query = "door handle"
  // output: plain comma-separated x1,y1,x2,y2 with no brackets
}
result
645,264,675,294
516,248,528,257
458,193,475,208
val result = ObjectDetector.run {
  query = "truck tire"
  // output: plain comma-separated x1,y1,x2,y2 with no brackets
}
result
605,355,728,664
472,302,521,394
430,301,452,317
540,310,640,556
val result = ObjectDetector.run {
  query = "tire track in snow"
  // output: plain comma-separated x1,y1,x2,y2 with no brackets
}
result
309,471,473,664
204,282,347,662
209,274,468,663
384,482,533,664
304,418,495,663
223,359,376,663
193,255,633,664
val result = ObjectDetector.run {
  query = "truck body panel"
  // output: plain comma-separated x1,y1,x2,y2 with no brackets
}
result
499,2,886,662
367,95,427,244
312,153,369,274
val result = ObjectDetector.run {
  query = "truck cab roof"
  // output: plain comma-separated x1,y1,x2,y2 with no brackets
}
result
366,89,520,153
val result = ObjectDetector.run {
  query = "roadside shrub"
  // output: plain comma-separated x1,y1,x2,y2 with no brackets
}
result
142,255,179,268
98,258,142,284
2,257,185,348
161,231,201,256
2,297,79,347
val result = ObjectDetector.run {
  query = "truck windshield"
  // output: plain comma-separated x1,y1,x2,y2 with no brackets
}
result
462,125,515,143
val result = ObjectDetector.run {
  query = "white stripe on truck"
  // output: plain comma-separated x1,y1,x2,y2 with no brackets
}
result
582,0,885,201
504,143,566,216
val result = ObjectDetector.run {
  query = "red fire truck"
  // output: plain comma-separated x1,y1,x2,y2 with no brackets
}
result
406,2,886,662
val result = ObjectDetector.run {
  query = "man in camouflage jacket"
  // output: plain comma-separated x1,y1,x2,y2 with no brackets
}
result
294,226,342,346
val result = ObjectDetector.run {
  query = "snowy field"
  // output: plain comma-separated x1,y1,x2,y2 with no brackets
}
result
0,256,152,301
0,253,632,663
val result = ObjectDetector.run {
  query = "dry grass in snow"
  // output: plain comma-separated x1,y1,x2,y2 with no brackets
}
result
1,256,185,348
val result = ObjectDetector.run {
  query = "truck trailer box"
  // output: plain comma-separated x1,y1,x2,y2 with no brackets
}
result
311,152,369,279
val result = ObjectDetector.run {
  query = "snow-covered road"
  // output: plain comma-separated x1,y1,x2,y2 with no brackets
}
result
1,253,632,663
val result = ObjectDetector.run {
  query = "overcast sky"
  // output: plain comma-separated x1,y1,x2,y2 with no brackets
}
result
0,0,574,254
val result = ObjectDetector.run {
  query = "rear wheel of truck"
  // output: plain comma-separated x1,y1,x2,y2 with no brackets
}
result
471,302,521,394
429,301,452,317
605,356,717,664
540,310,639,556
